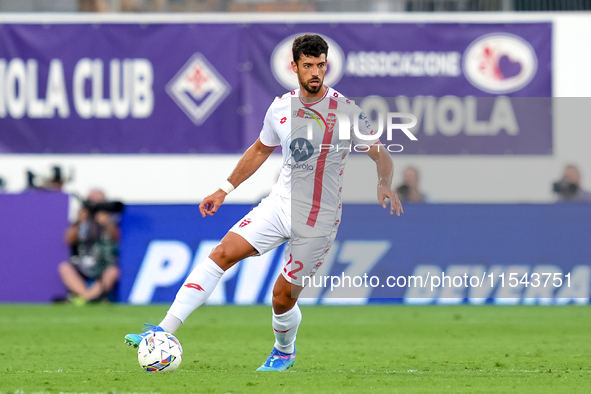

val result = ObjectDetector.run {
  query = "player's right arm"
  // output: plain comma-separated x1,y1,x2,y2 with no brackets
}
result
199,138,276,217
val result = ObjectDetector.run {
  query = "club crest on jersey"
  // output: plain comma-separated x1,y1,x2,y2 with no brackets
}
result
166,53,231,125
326,114,336,130
290,138,314,162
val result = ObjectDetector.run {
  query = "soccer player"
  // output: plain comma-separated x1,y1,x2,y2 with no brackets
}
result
125,34,403,371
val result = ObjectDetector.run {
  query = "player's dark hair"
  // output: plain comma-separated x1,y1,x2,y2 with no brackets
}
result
292,34,329,64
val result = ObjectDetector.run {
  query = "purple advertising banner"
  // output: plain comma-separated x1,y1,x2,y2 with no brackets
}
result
0,192,69,302
243,23,553,155
0,22,551,154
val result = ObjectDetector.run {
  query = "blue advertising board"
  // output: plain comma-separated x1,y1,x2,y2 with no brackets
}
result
119,203,591,305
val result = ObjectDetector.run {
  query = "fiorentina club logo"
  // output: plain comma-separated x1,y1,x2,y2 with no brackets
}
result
463,33,538,94
166,53,231,125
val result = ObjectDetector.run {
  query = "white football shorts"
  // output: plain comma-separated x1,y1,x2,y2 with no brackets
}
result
229,192,338,287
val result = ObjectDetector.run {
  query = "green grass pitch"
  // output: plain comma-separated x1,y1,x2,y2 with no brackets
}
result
1,304,590,393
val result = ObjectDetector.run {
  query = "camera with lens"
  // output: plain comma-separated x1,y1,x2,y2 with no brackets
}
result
82,200,125,216
26,165,71,190
553,179,579,199
396,184,410,201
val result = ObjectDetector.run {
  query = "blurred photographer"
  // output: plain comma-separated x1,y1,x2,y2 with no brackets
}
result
396,166,426,203
58,189,121,304
553,165,591,203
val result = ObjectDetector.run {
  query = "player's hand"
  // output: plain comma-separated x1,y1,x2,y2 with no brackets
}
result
77,208,89,222
199,189,227,217
377,185,404,216
95,211,112,227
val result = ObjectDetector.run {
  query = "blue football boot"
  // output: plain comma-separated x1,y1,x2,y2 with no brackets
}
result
256,346,296,371
124,323,164,348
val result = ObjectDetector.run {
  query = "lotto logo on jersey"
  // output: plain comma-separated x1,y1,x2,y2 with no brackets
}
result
239,219,251,228
184,283,205,292
166,53,231,125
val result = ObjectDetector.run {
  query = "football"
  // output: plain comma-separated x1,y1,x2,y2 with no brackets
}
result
137,331,183,372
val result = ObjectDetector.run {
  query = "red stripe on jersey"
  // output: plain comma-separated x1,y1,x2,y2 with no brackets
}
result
307,98,338,227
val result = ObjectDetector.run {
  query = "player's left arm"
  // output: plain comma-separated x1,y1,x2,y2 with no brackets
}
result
366,143,404,216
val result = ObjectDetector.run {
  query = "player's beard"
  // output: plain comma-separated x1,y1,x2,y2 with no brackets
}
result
299,75,324,94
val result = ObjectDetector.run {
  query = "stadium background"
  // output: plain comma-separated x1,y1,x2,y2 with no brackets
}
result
1,1,590,307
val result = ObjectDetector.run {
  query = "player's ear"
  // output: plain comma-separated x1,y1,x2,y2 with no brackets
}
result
291,60,298,73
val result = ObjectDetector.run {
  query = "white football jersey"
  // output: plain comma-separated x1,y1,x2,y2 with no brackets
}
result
259,87,380,236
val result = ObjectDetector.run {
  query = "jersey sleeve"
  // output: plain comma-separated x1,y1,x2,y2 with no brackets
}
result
350,107,381,147
259,106,281,147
